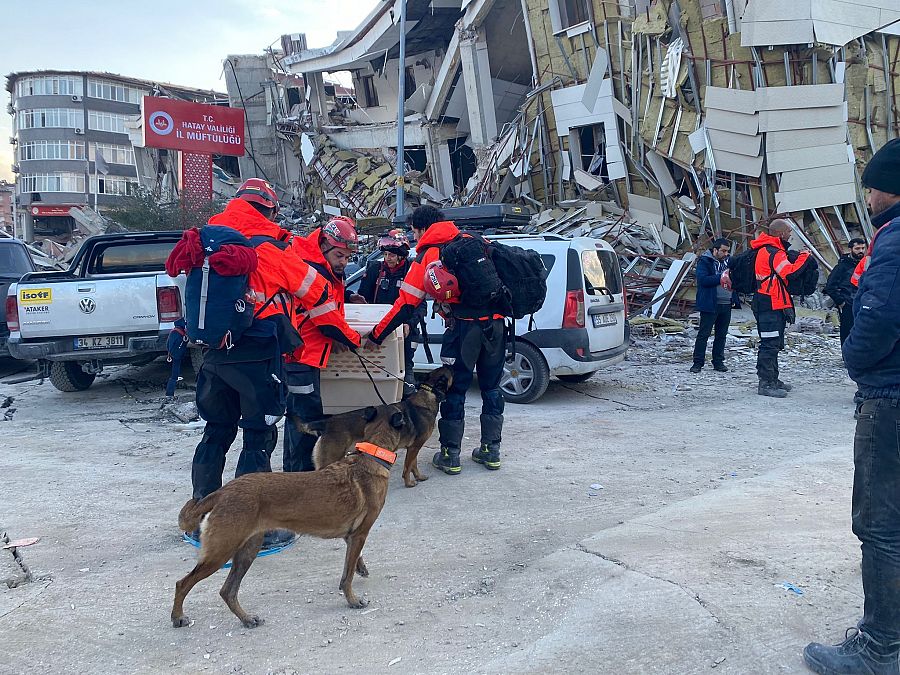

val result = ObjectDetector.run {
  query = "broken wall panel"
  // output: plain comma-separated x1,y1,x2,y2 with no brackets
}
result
776,183,858,212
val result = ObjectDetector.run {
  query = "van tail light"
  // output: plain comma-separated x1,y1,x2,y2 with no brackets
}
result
623,285,629,317
563,289,585,329
5,294,19,333
157,286,182,323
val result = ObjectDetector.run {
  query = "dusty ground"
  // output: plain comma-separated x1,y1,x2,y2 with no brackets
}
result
0,317,864,675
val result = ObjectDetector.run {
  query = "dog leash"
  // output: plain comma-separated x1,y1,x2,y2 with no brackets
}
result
354,352,391,406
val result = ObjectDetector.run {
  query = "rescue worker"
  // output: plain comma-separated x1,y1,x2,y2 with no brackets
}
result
804,137,900,675
749,219,810,398
358,229,426,395
824,238,867,345
363,205,506,475
283,216,363,472
189,179,328,549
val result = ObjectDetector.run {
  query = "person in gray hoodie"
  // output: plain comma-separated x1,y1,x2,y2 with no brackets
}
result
691,238,733,373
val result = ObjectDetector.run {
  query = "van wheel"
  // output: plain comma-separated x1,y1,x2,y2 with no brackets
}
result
189,348,204,374
501,342,550,404
49,362,96,392
557,372,595,384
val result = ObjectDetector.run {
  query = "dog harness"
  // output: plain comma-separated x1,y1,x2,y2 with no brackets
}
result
355,442,397,468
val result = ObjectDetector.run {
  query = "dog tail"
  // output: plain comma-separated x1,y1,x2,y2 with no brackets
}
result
288,414,328,437
178,493,220,533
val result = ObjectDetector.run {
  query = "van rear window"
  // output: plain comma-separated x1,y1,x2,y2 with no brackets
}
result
582,250,622,296
88,241,177,274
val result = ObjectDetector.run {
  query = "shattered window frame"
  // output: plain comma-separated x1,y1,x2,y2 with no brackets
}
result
359,75,379,108
90,174,139,197
550,0,592,32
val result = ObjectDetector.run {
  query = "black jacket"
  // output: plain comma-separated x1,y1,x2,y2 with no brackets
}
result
359,259,427,327
824,254,859,307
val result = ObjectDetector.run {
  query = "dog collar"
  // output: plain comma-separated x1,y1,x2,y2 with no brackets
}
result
356,442,397,467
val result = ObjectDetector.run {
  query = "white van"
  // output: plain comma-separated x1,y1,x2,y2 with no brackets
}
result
346,234,629,404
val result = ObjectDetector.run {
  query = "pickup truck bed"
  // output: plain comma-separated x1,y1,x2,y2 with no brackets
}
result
6,231,185,391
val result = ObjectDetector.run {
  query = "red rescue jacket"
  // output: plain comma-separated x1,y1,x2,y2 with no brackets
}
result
751,233,809,311
207,199,326,318
286,229,361,369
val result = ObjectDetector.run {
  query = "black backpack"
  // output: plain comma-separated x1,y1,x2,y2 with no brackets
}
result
785,250,819,296
727,248,759,294
491,241,548,319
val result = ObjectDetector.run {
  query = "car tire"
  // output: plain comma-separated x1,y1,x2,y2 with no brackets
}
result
49,361,96,392
501,341,550,404
557,372,595,384
189,348,204,375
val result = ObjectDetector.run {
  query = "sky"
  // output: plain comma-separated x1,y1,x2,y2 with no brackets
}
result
0,0,376,181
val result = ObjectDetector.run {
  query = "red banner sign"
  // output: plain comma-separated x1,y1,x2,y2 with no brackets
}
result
31,205,76,217
142,97,245,156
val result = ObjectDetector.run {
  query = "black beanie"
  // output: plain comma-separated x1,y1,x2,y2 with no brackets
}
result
862,138,900,195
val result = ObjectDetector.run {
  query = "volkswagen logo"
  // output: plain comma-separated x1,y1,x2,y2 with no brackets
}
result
79,298,96,314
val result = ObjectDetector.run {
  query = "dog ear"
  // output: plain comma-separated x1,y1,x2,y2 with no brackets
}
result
363,406,378,422
390,411,406,429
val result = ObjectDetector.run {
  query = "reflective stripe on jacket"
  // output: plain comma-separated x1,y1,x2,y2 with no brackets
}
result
750,233,809,311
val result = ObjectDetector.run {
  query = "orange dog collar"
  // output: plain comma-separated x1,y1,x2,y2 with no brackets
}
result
355,442,397,465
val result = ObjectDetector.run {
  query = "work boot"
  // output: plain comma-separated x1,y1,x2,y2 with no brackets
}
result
472,443,501,470
261,530,296,552
713,363,728,373
804,628,900,675
432,447,461,475
758,381,788,398
775,379,793,392
690,364,702,373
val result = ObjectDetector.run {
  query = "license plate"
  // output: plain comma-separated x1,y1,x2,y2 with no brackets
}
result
592,313,618,328
74,335,125,349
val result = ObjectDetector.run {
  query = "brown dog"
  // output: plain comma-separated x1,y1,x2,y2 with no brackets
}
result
297,366,453,488
171,421,407,629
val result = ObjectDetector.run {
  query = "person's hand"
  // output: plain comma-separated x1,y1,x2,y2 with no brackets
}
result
403,324,410,338
348,293,367,304
332,341,350,354
720,269,732,291
363,332,380,350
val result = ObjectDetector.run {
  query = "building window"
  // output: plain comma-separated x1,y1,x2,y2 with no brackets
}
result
404,67,416,100
89,143,134,165
360,75,379,108
19,140,86,161
15,75,83,98
19,172,86,193
90,175,138,196
550,0,591,32
18,108,81,129
87,78,144,104
88,111,129,134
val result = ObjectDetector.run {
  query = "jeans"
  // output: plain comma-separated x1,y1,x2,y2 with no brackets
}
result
438,318,506,450
692,304,731,367
283,364,322,472
839,303,855,346
853,398,900,646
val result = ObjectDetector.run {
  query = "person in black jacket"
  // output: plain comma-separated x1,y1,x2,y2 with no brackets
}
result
824,237,867,345
358,230,425,395
691,238,733,373
804,138,900,675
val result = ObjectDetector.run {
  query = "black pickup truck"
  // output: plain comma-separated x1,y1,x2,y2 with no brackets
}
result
1,238,37,356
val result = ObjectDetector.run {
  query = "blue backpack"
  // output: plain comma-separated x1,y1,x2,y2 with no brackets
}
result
184,225,259,349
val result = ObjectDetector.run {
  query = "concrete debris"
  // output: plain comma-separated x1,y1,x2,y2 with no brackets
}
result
163,401,199,424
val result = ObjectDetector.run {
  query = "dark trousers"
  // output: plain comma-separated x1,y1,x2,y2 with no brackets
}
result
403,328,417,396
853,398,900,646
191,358,283,499
754,306,786,383
839,303,855,345
692,304,731,367
283,364,322,472
439,318,506,450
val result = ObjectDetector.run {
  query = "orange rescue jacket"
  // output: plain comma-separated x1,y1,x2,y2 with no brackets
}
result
750,233,809,311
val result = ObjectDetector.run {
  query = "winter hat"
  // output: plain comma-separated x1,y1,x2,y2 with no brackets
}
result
862,138,900,195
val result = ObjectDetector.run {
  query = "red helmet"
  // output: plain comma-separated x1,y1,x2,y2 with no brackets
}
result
378,229,410,256
320,216,358,252
423,260,459,303
235,178,278,210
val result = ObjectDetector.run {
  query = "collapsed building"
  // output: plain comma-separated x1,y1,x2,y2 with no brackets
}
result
234,0,900,313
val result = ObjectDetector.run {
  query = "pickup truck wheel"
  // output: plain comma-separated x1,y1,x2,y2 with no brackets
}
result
501,342,550,404
189,348,204,374
49,362,96,392
557,372,595,384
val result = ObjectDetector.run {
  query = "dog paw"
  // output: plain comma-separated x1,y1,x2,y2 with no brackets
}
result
172,616,191,628
415,473,429,482
347,597,369,609
241,615,264,629
403,477,417,488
